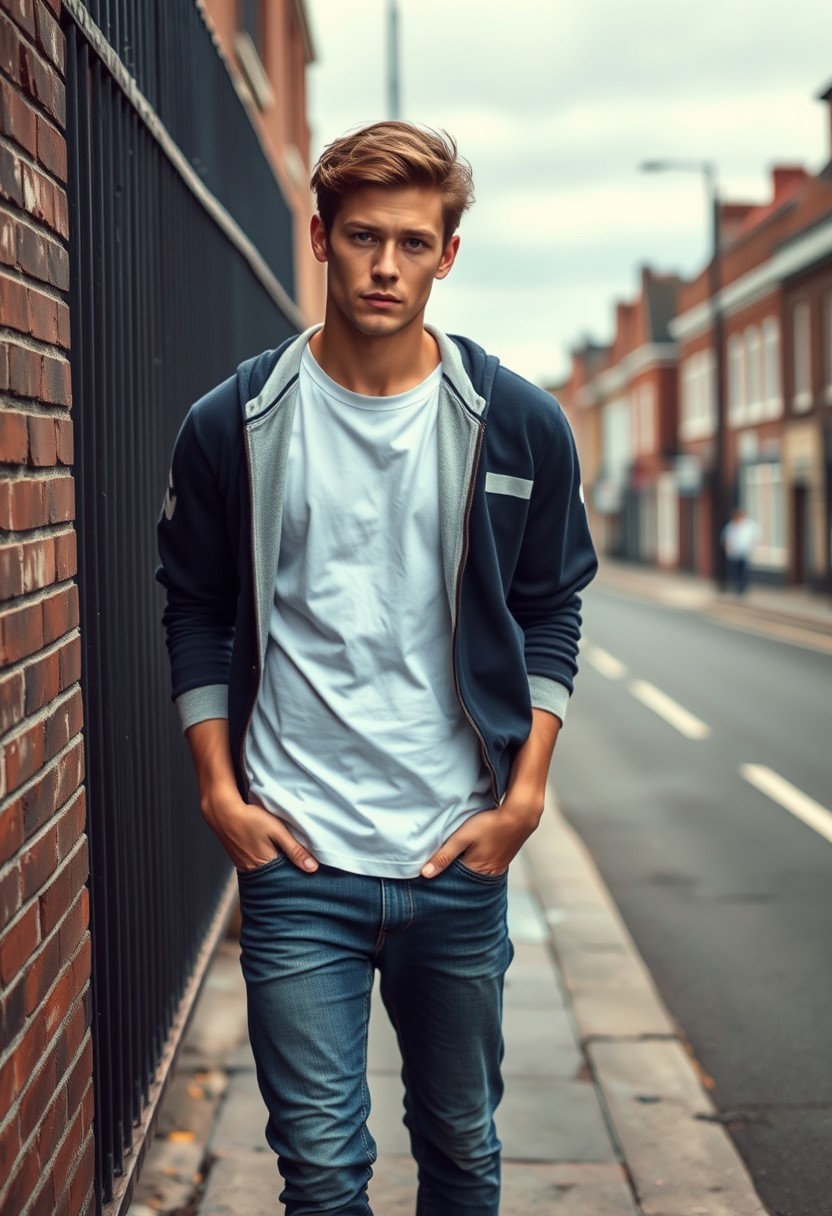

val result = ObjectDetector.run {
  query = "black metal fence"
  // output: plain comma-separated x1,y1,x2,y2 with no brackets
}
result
61,2,301,1207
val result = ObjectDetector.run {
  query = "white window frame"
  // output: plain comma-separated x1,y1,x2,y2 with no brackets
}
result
745,326,763,422
792,300,812,412
742,461,786,568
728,334,746,426
762,316,782,418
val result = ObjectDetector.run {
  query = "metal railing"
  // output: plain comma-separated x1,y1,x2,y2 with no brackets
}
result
62,2,301,1207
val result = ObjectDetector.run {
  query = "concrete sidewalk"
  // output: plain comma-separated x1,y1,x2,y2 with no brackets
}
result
594,557,832,649
129,786,767,1216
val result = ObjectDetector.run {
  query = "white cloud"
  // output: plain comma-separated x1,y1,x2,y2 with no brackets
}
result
305,0,832,383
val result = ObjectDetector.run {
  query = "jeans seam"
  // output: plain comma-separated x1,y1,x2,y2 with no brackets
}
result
358,963,374,1164
373,879,388,954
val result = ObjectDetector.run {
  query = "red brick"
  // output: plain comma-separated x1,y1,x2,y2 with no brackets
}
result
41,353,69,405
5,716,45,791
0,542,24,600
43,475,73,525
67,1132,94,1215
56,1001,86,1077
0,209,15,265
19,1039,57,1141
0,863,21,925
15,219,67,288
54,416,72,464
0,798,23,861
55,884,85,955
44,687,82,759
0,0,37,40
21,754,57,835
7,340,41,397
0,79,37,157
56,636,81,695
0,406,29,461
42,961,74,1040
34,1,62,72
50,1111,85,1214
0,666,24,730
54,530,76,582
23,923,60,1013
55,298,69,347
20,822,56,900
52,183,67,238
27,412,57,465
0,900,39,984
11,998,47,1087
27,283,59,342
0,597,43,663
65,1037,92,1117
22,533,55,592
42,583,72,642
0,1109,21,1185
39,836,88,936
35,1088,66,1172
0,269,28,331
0,140,22,205
24,649,57,715
0,1136,39,1216
0,11,20,82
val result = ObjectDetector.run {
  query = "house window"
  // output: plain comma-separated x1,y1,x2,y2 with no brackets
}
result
235,0,274,110
742,461,786,568
241,0,262,53
762,317,781,418
792,301,811,412
680,351,715,440
745,326,762,421
637,383,655,453
728,335,745,426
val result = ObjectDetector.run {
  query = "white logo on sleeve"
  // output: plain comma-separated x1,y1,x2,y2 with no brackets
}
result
163,471,177,520
579,482,585,505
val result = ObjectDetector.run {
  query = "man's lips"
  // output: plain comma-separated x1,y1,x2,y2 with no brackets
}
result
363,293,401,305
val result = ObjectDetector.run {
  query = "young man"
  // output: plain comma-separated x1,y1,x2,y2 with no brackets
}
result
157,122,597,1215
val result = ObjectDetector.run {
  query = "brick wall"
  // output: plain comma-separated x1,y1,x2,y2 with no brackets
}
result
0,3,94,1215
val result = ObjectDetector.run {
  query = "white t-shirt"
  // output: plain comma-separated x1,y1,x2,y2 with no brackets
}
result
244,347,492,877
722,517,759,559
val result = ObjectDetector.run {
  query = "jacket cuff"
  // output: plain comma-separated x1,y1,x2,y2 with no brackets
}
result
175,684,229,733
528,675,570,725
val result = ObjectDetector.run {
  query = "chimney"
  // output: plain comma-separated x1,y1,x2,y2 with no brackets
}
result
771,165,808,200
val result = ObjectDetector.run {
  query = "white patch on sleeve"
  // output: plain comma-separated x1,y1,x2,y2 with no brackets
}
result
485,472,533,500
163,470,177,520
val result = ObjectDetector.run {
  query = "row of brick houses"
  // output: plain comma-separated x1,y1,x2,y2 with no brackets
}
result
555,82,832,592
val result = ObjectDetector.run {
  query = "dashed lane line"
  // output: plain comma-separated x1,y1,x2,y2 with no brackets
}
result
629,679,711,740
585,644,628,680
741,764,832,846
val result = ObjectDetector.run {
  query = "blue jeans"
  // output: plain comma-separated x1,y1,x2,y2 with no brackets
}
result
237,857,513,1215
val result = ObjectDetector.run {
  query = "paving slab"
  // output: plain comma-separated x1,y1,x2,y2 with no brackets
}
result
498,1076,617,1162
590,1038,767,1216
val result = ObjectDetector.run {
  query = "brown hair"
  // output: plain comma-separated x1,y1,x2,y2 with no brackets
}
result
311,121,475,243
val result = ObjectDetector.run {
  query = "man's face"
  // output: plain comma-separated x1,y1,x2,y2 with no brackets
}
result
310,185,459,338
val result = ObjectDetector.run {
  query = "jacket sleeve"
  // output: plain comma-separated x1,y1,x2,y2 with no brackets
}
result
507,402,598,724
156,390,240,732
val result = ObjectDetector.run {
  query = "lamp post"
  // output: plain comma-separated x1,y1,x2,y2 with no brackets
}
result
387,0,401,119
639,159,727,589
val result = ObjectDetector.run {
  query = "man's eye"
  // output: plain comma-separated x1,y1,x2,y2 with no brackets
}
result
352,232,373,243
405,238,426,249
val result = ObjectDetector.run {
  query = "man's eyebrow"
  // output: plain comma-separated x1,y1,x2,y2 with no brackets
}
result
342,220,437,240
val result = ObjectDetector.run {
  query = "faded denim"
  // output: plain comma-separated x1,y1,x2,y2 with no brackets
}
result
237,857,513,1215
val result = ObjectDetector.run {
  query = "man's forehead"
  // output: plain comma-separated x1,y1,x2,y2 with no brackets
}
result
336,185,444,231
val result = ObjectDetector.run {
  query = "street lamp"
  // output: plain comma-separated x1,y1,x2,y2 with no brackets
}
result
387,0,401,119
639,159,727,589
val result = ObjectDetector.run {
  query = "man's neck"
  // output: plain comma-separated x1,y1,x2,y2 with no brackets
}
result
309,312,440,397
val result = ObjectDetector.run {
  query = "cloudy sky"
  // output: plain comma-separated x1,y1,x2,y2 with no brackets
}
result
304,0,831,386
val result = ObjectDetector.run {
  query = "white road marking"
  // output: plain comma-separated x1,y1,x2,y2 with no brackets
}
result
629,680,711,740
741,764,832,845
585,645,628,680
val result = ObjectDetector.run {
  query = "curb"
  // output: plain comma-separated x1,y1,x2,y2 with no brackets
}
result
525,784,768,1216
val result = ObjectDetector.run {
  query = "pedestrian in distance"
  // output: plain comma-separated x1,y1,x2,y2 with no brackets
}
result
721,506,759,596
157,120,597,1215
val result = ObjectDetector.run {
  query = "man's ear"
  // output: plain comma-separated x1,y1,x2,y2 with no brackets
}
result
434,234,460,281
310,214,329,264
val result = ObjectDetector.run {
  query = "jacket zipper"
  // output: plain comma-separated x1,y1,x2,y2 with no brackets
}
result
451,416,499,803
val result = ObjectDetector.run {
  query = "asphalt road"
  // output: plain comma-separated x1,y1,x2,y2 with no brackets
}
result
552,585,832,1216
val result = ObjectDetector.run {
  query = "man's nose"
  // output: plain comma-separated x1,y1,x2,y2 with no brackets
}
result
372,241,399,280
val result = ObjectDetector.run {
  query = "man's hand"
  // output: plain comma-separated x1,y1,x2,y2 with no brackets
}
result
421,707,561,879
201,783,318,873
186,717,318,873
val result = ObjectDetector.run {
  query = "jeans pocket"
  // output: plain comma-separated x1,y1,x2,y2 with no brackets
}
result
452,857,508,884
236,853,287,881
